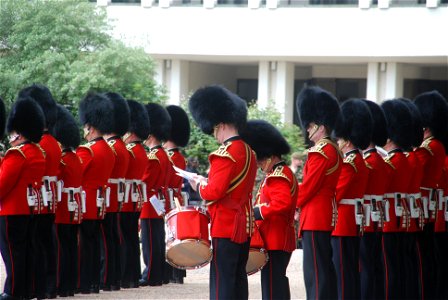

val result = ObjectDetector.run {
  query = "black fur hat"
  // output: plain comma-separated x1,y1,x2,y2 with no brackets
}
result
102,92,130,136
398,98,423,149
128,99,150,141
79,93,114,134
166,105,190,147
7,97,45,143
18,84,57,128
334,99,373,150
145,103,171,141
413,90,448,141
362,100,388,147
189,85,248,135
0,97,5,139
380,99,413,150
296,85,341,131
52,105,80,149
241,120,290,160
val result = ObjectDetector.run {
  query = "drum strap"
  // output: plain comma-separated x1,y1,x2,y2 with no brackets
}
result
226,143,252,194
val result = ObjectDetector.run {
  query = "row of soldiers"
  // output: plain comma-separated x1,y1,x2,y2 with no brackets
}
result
0,84,191,299
294,86,448,300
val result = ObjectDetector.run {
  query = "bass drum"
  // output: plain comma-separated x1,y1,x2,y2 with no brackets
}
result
165,206,212,269
246,224,269,275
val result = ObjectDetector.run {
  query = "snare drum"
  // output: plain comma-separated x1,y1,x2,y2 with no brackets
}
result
246,224,269,275
165,206,212,269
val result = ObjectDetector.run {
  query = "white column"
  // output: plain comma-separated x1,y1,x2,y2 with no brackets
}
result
267,0,279,9
275,62,294,124
97,0,111,6
154,59,165,87
384,62,403,100
359,0,372,9
257,61,270,109
378,0,390,9
248,0,261,9
168,60,189,105
427,0,440,8
366,62,380,101
204,0,217,9
141,0,154,8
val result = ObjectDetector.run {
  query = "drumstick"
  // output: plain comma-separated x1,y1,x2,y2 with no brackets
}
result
174,196,182,211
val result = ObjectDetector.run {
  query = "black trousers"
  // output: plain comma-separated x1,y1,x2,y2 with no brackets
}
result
79,220,101,292
0,215,31,298
331,236,360,300
141,218,165,286
434,232,448,300
402,233,421,299
418,224,437,300
209,237,250,300
359,232,383,300
119,212,141,287
55,224,79,295
100,212,121,288
260,250,292,300
302,231,337,300
381,232,404,300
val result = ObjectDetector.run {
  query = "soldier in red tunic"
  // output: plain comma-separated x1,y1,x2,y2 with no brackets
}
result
77,93,116,294
164,105,191,284
100,92,130,291
295,85,341,300
0,97,46,300
332,99,372,300
241,119,298,300
360,100,389,300
51,105,83,297
414,90,448,300
188,85,257,300
139,103,172,287
121,100,150,289
380,99,414,300
19,84,61,298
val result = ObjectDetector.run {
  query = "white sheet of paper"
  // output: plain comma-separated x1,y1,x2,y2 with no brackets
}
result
173,165,197,181
149,195,165,216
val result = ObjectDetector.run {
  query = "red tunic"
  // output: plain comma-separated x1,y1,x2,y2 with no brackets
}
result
140,145,170,219
106,137,130,213
435,156,447,232
363,149,389,233
332,150,369,237
76,138,115,220
415,137,445,222
38,132,62,214
166,148,187,210
406,151,424,232
296,138,342,237
121,142,148,213
0,143,46,216
198,137,257,244
382,150,412,233
254,164,298,252
55,150,83,224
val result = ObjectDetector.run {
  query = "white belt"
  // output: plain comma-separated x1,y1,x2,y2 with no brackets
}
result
108,178,125,184
407,193,421,199
340,198,363,205
364,195,383,202
420,187,433,192
384,193,406,199
62,187,82,194
43,176,57,183
125,179,142,184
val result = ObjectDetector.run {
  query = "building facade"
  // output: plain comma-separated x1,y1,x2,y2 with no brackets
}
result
96,0,447,123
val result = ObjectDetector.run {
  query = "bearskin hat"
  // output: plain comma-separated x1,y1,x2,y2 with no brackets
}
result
398,98,423,149
189,85,248,135
18,84,58,128
7,97,45,143
52,105,80,149
241,120,290,160
0,97,5,139
413,90,448,141
79,93,114,134
166,105,190,147
145,103,171,141
296,85,341,131
128,99,150,141
334,99,373,150
380,99,413,150
102,92,130,136
362,100,388,147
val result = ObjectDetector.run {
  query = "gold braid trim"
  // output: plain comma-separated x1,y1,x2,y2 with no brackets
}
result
421,137,434,156
344,153,357,173
147,149,159,162
210,143,236,163
384,153,396,170
6,144,26,158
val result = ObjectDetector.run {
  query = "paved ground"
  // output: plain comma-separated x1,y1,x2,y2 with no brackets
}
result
0,250,306,299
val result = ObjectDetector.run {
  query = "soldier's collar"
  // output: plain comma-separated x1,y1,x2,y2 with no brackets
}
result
223,135,241,145
272,160,286,170
167,147,179,152
151,144,163,151
364,147,377,155
344,149,359,158
106,135,121,141
89,137,103,143
387,148,402,155
43,130,50,135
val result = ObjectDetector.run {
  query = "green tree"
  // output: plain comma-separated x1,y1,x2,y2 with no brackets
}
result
0,0,164,109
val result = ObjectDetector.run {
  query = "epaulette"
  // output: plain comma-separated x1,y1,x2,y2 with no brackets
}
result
363,152,371,160
147,149,159,162
5,144,26,158
210,143,236,162
126,143,136,158
168,150,175,158
107,140,117,155
404,152,410,158
420,138,434,156
78,141,95,157
60,159,66,166
309,141,328,159
35,143,47,158
344,153,357,173
267,166,291,183
384,154,396,170
365,161,372,169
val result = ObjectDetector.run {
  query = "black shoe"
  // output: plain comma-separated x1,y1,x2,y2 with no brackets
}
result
79,288,90,295
45,292,57,299
139,279,149,287
90,285,100,294
121,282,131,289
111,285,120,291
0,293,17,300
149,281,163,287
101,284,112,291
58,291,69,298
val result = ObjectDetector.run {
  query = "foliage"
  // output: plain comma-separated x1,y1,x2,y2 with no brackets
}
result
0,0,164,112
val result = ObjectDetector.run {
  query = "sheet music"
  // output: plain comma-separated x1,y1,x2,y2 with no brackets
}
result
173,165,197,181
149,195,166,216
